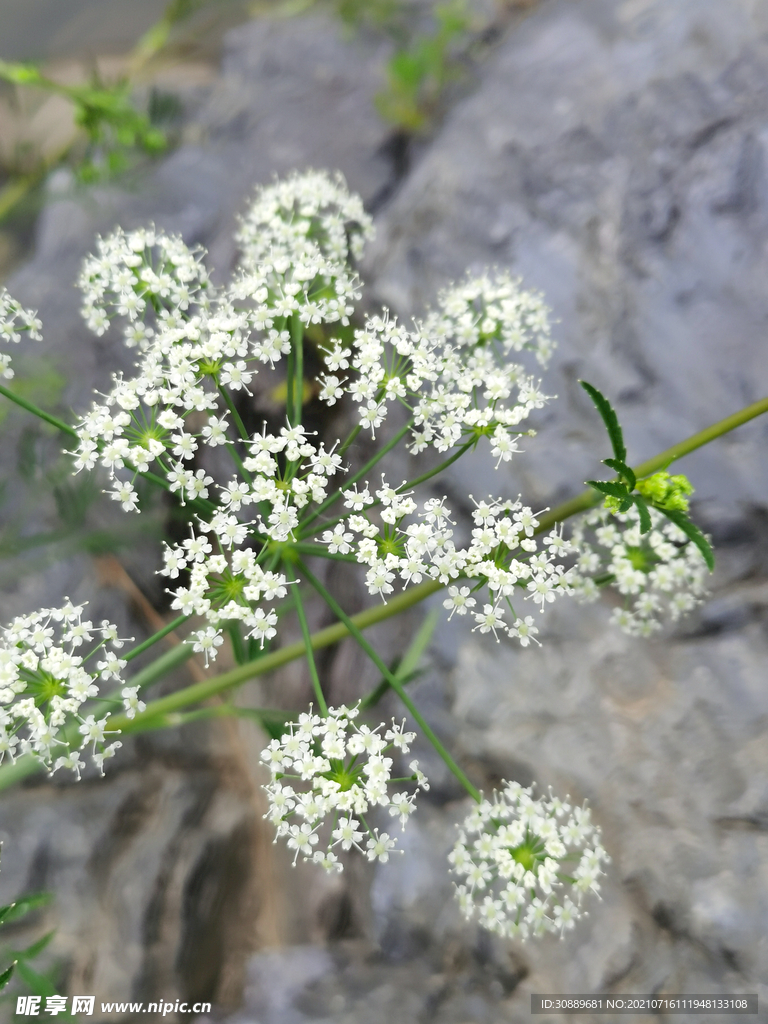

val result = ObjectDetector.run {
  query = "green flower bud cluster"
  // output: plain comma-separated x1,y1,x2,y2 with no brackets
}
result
635,471,694,513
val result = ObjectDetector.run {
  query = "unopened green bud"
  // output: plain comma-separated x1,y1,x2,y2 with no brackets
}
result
636,471,694,513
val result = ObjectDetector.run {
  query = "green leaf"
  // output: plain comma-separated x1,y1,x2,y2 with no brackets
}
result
0,904,16,926
0,961,15,991
603,457,636,490
580,380,627,463
14,958,57,998
1,892,51,924
586,479,630,500
657,508,715,571
633,494,653,534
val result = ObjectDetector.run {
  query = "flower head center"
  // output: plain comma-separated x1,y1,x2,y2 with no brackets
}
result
510,841,539,873
35,671,65,703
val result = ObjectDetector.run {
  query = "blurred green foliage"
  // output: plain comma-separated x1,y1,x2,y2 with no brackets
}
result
0,59,167,183
0,891,73,1018
374,2,473,132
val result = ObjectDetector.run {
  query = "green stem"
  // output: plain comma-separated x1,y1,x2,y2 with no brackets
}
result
124,614,190,662
397,438,475,492
338,423,362,457
0,384,77,438
292,542,359,564
0,395,766,794
286,564,328,715
300,431,472,540
218,384,250,443
227,621,247,665
298,559,481,802
285,347,295,427
113,583,441,734
291,314,304,429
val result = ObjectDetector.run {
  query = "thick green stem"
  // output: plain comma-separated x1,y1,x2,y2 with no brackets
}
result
287,564,328,715
113,583,440,734
299,560,481,802
115,393,768,736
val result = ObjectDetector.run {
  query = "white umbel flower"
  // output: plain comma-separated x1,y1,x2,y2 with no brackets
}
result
261,705,425,872
0,602,131,776
450,782,609,941
569,504,709,635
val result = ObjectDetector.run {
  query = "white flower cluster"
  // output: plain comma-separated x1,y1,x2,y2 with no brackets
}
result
261,704,428,872
153,486,576,660
71,172,370,511
0,289,43,379
159,520,291,659
0,602,139,777
326,490,576,639
67,170,579,649
234,168,373,328
70,169,554,508
569,504,709,636
451,782,608,940
78,226,213,347
314,275,553,454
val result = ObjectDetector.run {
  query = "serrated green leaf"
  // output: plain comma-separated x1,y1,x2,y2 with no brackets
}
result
658,508,715,571
586,479,630,499
633,494,653,534
0,961,15,990
580,380,627,463
618,496,634,513
603,457,636,490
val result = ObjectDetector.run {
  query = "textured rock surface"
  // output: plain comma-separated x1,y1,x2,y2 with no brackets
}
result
1,0,768,1021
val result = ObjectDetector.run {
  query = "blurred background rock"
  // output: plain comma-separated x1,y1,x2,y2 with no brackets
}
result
0,0,767,1021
